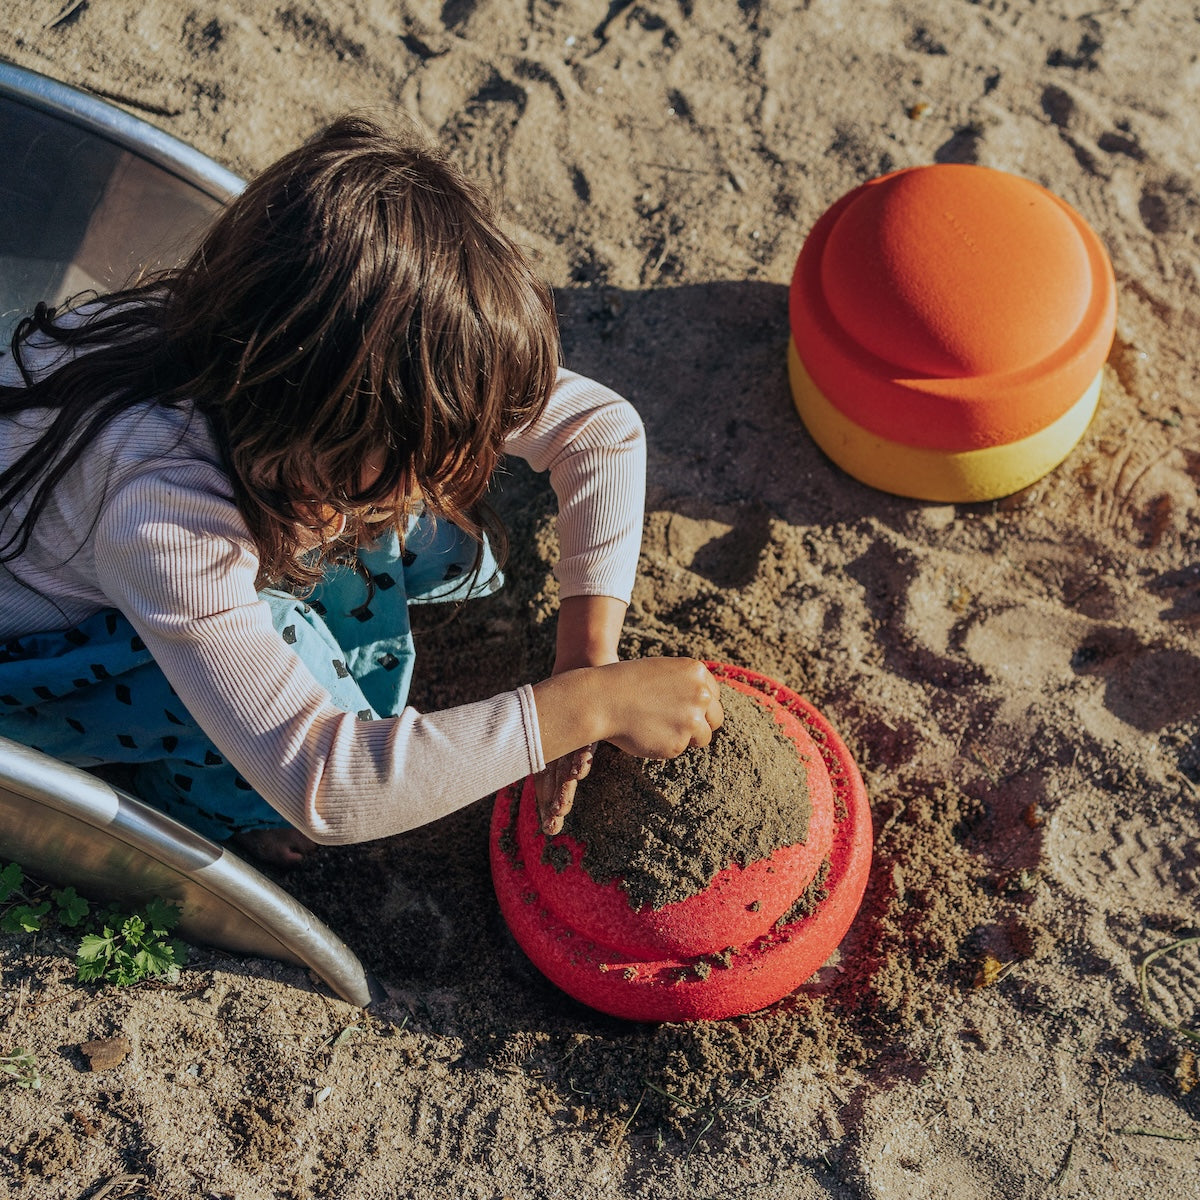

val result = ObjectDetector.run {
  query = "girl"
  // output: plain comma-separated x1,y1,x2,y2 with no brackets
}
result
0,114,722,866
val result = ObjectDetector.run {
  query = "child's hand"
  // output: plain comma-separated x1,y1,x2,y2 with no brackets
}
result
535,742,596,836
598,658,725,759
531,658,724,835
534,594,623,835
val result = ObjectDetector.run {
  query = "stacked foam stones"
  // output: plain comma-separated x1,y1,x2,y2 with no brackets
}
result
490,664,872,1023
789,164,1117,502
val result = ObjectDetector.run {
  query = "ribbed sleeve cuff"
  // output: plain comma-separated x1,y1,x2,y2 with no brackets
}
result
518,682,545,775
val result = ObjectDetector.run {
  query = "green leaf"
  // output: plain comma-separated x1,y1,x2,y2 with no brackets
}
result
77,931,117,964
76,957,109,983
0,862,23,903
0,1047,41,1090
144,897,182,933
134,940,179,981
1,901,50,933
121,914,146,943
52,886,90,927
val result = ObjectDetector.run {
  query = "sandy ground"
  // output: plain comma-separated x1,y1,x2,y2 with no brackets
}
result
1,1,1199,1197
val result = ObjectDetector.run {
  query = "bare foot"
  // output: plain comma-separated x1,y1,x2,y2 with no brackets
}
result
231,827,319,868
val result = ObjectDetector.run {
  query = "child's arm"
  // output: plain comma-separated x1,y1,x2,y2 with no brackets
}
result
536,593,626,833
505,371,651,832
532,658,724,768
92,466,719,846
552,594,627,672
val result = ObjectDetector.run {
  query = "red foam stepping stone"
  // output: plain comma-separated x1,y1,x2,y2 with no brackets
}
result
490,663,872,1022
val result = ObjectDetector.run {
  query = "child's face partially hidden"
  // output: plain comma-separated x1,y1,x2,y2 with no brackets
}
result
296,454,425,550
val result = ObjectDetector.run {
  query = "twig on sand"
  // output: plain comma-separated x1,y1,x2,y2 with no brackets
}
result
1138,936,1200,1043
1113,1125,1199,1143
79,1174,149,1200
83,85,184,119
1046,1119,1079,1191
641,162,724,176
46,1,87,30
615,1086,647,1141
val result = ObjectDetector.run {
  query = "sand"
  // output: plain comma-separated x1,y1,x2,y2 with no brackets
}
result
564,684,814,908
1,2,1198,1198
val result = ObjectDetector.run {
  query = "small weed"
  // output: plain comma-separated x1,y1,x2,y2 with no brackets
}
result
77,898,189,986
54,885,91,927
2,862,188,986
643,1078,769,1156
0,861,51,933
0,1046,41,1090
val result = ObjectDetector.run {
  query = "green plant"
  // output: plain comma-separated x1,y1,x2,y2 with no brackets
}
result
0,861,51,933
54,885,91,927
2,861,188,986
1,863,94,933
0,1047,41,1090
76,897,189,986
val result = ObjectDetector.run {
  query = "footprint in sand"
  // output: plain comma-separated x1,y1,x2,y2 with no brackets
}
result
1045,790,1200,925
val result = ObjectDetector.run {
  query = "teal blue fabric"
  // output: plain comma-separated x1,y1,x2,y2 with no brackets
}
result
0,519,500,841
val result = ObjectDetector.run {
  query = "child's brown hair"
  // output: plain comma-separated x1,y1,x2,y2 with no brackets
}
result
0,114,561,588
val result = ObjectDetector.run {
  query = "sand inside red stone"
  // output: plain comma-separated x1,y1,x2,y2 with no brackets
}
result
560,684,813,909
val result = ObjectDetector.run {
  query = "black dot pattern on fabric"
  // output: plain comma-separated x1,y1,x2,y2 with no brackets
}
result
281,625,297,645
234,776,253,791
351,604,373,623
357,709,373,721
173,773,193,792
377,652,400,671
309,599,327,616
67,718,85,734
161,736,179,753
130,635,145,652
90,664,110,680
115,684,132,705
4,638,27,658
117,734,137,749
164,709,185,726
65,627,90,646
104,614,118,635
0,694,19,707
373,572,396,590
332,659,350,678
401,549,417,568
32,685,56,701
72,678,90,690
204,750,223,765
443,564,463,580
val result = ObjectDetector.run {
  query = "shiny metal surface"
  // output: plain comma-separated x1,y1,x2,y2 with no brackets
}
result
0,61,243,345
0,70,379,1007
0,735,381,1007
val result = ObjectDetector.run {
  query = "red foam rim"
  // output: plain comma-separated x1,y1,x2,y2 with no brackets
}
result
489,664,873,1022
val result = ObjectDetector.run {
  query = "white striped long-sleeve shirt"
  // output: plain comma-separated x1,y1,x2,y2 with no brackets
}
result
0,349,646,843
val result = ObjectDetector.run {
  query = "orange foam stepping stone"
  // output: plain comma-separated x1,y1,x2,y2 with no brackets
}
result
490,664,872,1022
789,164,1116,498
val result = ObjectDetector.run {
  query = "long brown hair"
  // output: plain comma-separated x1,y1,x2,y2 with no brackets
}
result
0,114,560,589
